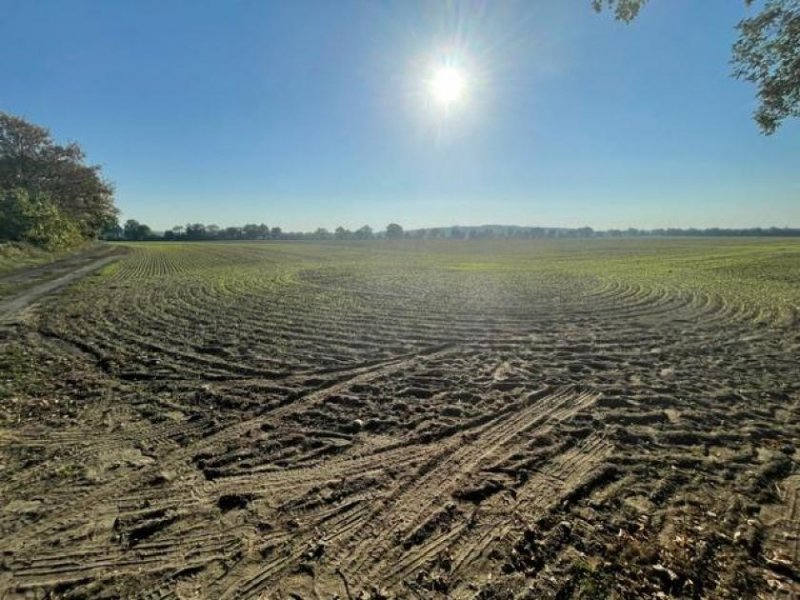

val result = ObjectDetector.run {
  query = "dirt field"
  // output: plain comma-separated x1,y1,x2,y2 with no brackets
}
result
1,239,799,599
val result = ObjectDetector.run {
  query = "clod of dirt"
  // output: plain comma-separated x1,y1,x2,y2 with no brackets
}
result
147,470,175,486
126,514,178,546
305,541,326,560
217,493,254,512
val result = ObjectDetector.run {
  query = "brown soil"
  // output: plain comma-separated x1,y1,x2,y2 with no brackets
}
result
0,242,798,599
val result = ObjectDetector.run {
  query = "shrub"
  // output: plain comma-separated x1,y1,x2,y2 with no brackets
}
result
0,187,83,251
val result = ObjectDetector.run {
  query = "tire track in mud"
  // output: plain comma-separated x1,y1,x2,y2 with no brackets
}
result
2,385,605,599
0,344,459,595
212,387,605,599
443,434,613,594
346,389,596,574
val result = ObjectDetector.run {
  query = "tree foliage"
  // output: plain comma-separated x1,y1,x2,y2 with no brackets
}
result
733,0,800,133
386,223,404,240
354,225,373,240
593,0,800,133
119,218,800,242
0,112,118,248
0,188,82,250
123,219,153,241
592,0,646,22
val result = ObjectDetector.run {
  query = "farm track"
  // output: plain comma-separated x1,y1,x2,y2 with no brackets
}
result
1,240,799,599
0,245,123,324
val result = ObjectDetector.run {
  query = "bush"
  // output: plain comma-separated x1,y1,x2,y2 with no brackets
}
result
0,188,83,251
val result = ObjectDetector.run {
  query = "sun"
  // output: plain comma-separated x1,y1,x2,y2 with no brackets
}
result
428,65,467,109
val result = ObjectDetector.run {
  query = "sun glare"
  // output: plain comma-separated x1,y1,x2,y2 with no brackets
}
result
428,65,467,109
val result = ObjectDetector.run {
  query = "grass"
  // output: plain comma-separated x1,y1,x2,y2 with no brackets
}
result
0,242,81,276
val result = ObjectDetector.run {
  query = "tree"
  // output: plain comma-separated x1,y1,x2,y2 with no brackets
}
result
733,0,800,133
242,224,260,239
334,226,351,240
270,226,282,239
354,225,373,240
593,0,800,133
101,219,123,240
386,223,404,240
185,223,206,240
123,219,152,241
313,227,332,239
223,226,242,239
0,112,118,239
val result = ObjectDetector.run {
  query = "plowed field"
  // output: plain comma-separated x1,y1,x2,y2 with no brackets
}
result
1,239,799,599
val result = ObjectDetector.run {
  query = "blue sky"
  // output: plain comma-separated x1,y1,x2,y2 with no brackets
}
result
2,0,798,231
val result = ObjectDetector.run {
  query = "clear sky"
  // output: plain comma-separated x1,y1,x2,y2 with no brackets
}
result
2,0,798,231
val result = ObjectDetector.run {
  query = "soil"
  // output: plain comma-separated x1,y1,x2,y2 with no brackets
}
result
0,240,798,599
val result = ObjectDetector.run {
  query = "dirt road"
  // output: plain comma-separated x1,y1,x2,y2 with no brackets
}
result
0,245,124,323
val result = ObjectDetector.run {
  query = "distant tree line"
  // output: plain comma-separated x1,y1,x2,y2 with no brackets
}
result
106,221,408,241
383,225,800,239
0,112,118,250
108,221,800,242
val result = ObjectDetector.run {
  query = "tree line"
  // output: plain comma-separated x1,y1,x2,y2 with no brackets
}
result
109,221,407,241
0,112,118,250
110,221,800,242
